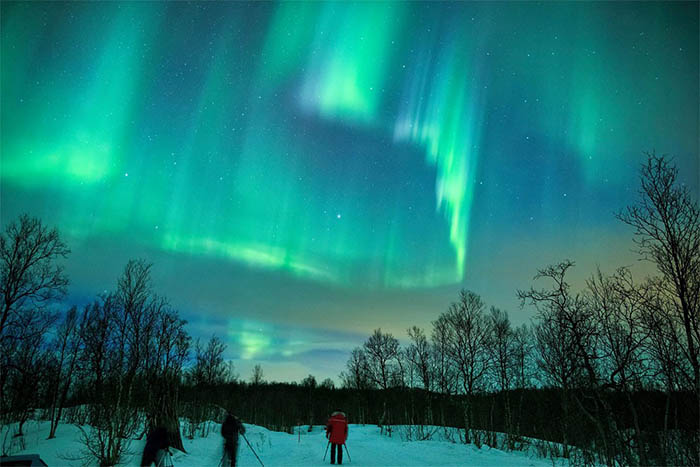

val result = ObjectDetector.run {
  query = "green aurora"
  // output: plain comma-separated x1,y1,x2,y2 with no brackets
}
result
2,2,697,380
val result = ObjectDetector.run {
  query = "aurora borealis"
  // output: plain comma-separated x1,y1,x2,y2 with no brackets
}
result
1,2,698,381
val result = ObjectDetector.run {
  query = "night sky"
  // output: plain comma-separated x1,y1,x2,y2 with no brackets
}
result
2,1,698,382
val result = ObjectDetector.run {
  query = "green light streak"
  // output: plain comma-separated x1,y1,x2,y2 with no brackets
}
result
299,2,403,124
162,233,338,283
394,43,485,280
1,4,160,187
230,322,274,360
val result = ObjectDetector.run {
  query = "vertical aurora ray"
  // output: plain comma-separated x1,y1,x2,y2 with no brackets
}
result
161,14,249,253
565,10,607,182
394,35,487,280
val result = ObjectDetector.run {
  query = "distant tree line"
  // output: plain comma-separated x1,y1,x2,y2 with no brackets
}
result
0,153,697,466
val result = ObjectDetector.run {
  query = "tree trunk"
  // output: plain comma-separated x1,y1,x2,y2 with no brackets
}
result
561,388,569,458
661,384,671,463
462,398,471,444
504,392,513,450
624,389,646,465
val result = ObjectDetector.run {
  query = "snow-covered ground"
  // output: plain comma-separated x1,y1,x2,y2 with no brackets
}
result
5,420,562,466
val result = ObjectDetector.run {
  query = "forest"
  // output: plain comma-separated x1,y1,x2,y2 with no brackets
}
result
1,154,698,466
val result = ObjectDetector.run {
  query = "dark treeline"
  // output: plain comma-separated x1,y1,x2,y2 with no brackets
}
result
1,154,698,466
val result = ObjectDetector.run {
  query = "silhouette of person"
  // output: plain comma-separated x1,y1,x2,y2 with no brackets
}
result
221,412,246,467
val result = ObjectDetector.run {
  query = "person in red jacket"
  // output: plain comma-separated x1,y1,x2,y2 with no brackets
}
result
325,410,348,465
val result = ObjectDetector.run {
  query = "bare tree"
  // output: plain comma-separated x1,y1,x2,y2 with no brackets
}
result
641,277,694,463
430,312,457,434
363,329,401,391
80,293,137,467
587,267,651,464
0,215,68,412
511,323,534,439
617,153,700,461
342,348,371,390
363,329,401,433
518,260,583,457
440,290,490,444
2,322,49,435
341,347,372,427
250,364,265,385
488,307,516,446
47,305,84,439
407,326,432,392
301,374,317,427
431,314,457,396
223,361,239,383
0,214,69,339
489,308,514,393
511,324,534,390
80,300,112,407
0,303,55,430
190,335,227,387
142,298,190,451
301,374,317,388
521,261,630,464
403,326,433,437
80,260,190,464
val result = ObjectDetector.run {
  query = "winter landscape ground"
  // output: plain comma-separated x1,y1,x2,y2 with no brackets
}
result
6,420,562,467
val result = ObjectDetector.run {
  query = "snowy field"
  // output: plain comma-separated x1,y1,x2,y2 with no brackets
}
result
4,420,564,466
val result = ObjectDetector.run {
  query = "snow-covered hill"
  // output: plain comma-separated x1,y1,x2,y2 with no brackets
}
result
6,420,561,466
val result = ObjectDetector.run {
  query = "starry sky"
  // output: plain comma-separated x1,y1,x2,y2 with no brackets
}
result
2,1,698,382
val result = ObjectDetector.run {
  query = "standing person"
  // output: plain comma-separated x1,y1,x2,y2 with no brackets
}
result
221,412,246,467
325,410,348,465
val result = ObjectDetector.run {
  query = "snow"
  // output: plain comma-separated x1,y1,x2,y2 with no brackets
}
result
4,420,562,466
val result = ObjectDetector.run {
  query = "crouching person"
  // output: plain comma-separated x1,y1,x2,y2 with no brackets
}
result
141,426,170,466
325,410,348,465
